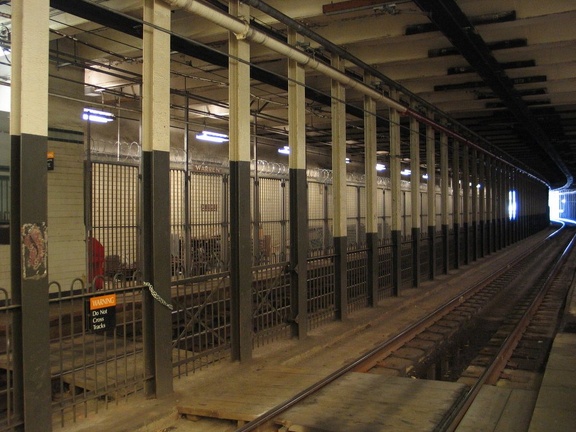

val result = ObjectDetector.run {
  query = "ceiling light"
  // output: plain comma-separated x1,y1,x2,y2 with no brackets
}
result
84,86,104,97
422,173,429,180
376,163,386,171
345,157,351,164
401,169,411,176
278,145,290,155
82,108,114,123
196,130,229,143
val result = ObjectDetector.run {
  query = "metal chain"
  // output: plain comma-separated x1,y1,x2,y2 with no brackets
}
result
143,282,174,310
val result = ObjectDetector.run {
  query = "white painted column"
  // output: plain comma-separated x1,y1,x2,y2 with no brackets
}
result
409,102,421,287
141,0,173,397
440,132,449,273
10,0,52,429
228,0,253,360
331,54,348,317
287,28,308,335
426,112,436,279
364,73,378,304
390,89,402,294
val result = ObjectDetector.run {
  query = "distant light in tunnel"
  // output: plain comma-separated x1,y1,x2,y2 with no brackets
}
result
508,190,517,220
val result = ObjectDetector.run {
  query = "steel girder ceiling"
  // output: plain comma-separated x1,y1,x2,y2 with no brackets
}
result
3,0,576,188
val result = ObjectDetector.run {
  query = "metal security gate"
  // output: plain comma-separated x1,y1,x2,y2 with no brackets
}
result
252,173,291,346
170,167,232,375
89,162,141,289
48,159,146,425
0,288,18,431
307,177,336,328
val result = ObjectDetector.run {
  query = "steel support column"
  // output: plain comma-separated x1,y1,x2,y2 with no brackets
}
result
462,144,470,265
364,72,379,305
426,114,436,280
479,153,486,258
452,140,460,270
440,132,449,274
496,160,502,251
141,0,172,397
506,168,511,244
332,54,348,318
229,0,253,361
287,28,308,336
390,90,402,295
10,1,52,429
410,103,421,287
485,156,493,255
471,148,478,262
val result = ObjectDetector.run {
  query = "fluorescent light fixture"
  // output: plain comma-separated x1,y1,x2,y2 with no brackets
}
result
196,130,229,143
278,145,290,155
345,157,351,164
84,85,105,97
401,169,411,176
376,163,386,171
82,108,115,123
422,173,429,180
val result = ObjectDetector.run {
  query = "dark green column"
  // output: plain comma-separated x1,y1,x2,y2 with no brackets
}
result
141,150,172,397
141,0,173,397
229,0,253,361
440,132,449,274
229,161,253,359
10,1,52,429
452,141,460,270
364,72,379,305
332,54,348,317
287,28,308,336
426,115,436,280
289,170,308,336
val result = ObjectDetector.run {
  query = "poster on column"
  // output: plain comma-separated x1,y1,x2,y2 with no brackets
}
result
21,223,48,280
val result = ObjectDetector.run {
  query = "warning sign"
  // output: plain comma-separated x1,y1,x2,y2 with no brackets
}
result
89,293,117,332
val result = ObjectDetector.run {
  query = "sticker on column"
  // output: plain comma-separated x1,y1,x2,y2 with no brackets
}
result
21,223,48,280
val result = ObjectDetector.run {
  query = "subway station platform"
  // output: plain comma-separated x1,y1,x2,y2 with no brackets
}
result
59,230,576,432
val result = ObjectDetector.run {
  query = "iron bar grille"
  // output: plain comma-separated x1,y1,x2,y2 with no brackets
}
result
170,168,232,375
435,232,445,275
307,251,336,330
90,163,140,290
346,249,368,313
377,243,393,301
50,278,146,426
400,237,413,288
252,263,291,347
0,288,19,431
253,177,290,265
0,171,8,223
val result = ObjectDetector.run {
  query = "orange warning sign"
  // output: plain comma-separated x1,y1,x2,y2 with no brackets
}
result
90,293,117,310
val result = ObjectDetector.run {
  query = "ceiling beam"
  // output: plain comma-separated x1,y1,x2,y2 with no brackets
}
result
413,0,572,188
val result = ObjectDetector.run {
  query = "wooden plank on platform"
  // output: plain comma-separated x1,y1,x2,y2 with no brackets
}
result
176,366,325,423
274,373,468,432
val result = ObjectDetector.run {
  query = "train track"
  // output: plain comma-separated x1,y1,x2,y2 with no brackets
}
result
235,224,576,432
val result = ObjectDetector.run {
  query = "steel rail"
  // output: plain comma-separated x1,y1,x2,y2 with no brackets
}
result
235,226,564,432
438,228,576,432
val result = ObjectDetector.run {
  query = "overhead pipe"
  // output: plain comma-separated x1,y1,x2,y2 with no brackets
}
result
242,0,546,184
243,0,442,125
164,0,547,184
164,0,407,114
